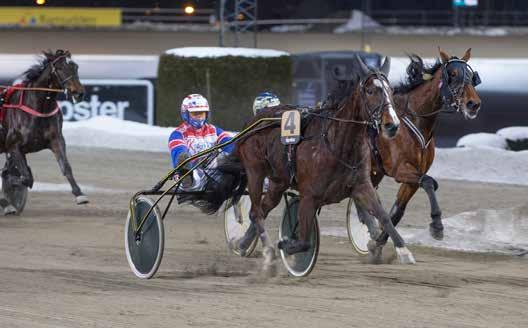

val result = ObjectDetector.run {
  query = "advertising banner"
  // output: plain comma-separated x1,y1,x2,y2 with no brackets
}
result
57,80,154,125
0,7,121,28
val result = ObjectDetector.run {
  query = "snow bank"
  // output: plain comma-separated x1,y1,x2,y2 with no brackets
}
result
322,203,528,256
334,10,380,33
497,126,528,141
63,117,528,186
429,147,528,186
164,47,289,58
456,133,508,149
62,116,173,152
456,127,528,150
402,204,528,255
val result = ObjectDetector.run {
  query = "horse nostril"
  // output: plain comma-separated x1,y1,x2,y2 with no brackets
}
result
467,100,481,111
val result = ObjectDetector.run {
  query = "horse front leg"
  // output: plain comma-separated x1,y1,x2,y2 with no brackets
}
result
419,175,444,240
376,183,419,246
50,135,89,204
8,150,33,188
352,182,415,265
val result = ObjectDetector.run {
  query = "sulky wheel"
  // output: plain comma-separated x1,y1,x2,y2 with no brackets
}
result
125,196,164,279
346,198,371,256
224,195,258,257
278,194,320,277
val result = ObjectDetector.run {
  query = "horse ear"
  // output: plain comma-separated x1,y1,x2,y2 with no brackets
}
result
461,48,472,62
380,56,391,76
331,65,347,81
438,47,450,64
355,54,370,77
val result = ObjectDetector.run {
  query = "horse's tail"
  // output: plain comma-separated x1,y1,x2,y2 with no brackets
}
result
177,153,247,215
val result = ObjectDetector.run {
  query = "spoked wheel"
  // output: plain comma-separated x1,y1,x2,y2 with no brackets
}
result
224,195,258,257
1,166,28,215
346,198,370,256
125,196,164,279
279,194,320,277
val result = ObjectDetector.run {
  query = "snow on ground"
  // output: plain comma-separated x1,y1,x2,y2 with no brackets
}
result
456,132,508,149
497,126,528,141
64,117,528,186
456,127,528,149
165,47,289,58
0,181,126,194
429,147,528,186
334,10,380,33
63,116,173,152
322,203,528,256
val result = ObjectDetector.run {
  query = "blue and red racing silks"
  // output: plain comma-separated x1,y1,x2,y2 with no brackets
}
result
168,121,235,168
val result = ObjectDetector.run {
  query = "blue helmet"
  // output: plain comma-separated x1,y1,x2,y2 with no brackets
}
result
253,92,280,115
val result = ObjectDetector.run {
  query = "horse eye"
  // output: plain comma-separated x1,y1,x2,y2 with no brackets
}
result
366,89,374,95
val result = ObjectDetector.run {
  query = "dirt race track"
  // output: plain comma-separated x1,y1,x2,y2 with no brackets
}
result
0,146,525,328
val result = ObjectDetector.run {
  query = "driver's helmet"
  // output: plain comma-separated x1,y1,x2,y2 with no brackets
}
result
252,92,280,115
181,94,210,129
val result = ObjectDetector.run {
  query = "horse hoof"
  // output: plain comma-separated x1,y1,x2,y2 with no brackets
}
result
367,240,383,264
395,247,416,265
3,205,17,216
262,246,277,277
76,195,89,205
228,238,247,257
429,223,444,241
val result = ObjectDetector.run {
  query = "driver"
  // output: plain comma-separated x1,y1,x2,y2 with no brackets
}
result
168,94,234,189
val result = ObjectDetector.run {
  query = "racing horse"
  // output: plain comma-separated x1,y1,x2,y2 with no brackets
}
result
180,55,417,271
353,48,481,259
0,49,87,211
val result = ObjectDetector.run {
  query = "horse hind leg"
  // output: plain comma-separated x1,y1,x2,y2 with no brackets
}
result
244,167,277,276
50,136,88,204
419,175,444,240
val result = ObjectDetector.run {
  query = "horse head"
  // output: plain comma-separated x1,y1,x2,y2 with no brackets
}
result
438,47,482,120
355,55,400,138
44,49,85,103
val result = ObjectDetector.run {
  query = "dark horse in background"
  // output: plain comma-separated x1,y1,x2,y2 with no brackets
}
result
181,55,417,273
0,49,87,214
352,48,482,259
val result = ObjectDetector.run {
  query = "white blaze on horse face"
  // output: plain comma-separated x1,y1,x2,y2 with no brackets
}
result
374,78,400,126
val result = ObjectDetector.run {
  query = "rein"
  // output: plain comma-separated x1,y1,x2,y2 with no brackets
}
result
0,85,65,93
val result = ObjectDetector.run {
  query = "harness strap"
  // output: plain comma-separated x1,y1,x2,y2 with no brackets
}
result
401,116,427,149
1,84,60,122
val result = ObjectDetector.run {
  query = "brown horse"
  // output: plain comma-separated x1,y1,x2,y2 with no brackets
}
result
0,50,87,210
180,56,417,272
354,48,482,258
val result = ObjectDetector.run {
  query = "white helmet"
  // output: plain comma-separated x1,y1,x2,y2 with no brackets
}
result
181,94,210,128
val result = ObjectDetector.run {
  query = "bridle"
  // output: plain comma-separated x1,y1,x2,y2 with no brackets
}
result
48,54,77,92
409,58,481,118
439,58,481,113
359,72,394,132
311,71,395,130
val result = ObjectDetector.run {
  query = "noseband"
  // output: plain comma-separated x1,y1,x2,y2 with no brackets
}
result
440,58,481,113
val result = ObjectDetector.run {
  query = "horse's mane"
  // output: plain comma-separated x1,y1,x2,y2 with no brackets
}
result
394,54,442,95
321,78,357,110
22,49,70,83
